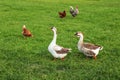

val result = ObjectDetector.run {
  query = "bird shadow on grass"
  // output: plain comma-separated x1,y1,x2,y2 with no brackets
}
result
16,34,24,39
14,34,33,40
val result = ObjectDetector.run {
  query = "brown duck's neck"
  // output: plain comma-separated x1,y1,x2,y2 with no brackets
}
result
78,36,84,45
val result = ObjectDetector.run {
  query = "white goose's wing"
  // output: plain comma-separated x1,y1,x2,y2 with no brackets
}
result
54,45,70,54
54,45,63,51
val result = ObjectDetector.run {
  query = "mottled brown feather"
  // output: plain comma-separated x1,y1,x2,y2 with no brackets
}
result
55,48,69,54
83,43,101,50
87,50,95,56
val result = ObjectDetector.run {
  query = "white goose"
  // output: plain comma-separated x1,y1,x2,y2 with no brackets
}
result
75,32,103,59
48,27,71,60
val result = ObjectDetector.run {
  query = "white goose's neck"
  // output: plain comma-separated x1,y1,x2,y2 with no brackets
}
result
52,30,57,45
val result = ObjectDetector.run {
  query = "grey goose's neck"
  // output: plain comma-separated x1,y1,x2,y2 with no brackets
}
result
78,35,84,45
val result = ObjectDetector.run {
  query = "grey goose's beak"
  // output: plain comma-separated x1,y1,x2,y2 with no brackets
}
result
74,32,78,36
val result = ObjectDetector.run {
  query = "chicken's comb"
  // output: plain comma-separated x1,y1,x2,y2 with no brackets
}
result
23,25,26,28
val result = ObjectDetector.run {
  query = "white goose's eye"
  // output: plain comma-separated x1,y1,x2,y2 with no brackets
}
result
51,27,53,29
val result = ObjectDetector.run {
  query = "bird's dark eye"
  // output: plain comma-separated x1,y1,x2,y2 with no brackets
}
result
51,27,53,29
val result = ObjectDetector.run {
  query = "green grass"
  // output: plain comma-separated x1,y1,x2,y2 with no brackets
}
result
0,0,120,80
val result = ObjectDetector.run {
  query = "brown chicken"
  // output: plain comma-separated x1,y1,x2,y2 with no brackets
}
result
58,10,66,18
22,25,32,37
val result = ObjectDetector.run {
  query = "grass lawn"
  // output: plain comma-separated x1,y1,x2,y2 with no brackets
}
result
0,0,120,80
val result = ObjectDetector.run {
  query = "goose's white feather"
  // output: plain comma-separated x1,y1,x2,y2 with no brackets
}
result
48,27,70,59
54,45,63,51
